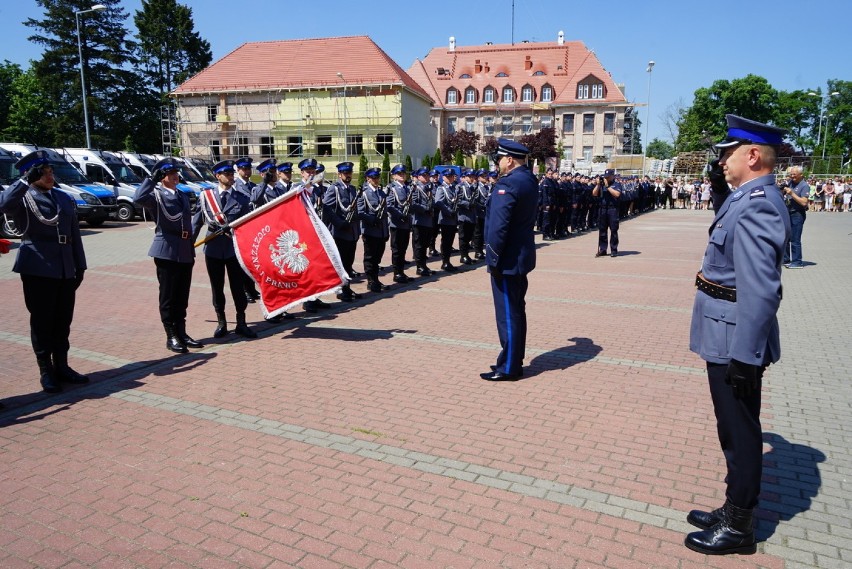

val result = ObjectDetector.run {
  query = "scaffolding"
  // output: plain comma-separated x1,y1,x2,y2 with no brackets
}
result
160,101,177,156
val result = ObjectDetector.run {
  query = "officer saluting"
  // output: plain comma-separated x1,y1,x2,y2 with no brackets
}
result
685,115,790,555
323,161,362,302
250,158,279,207
0,151,89,393
480,139,538,381
134,157,203,354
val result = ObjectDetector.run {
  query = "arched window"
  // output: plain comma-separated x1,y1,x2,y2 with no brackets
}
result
521,85,534,102
502,86,514,103
496,71,508,77
447,88,458,105
541,84,553,102
460,73,472,79
465,87,477,104
483,86,496,103
532,70,545,76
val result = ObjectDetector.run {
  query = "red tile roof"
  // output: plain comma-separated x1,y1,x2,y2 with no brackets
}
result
172,36,432,102
407,40,627,108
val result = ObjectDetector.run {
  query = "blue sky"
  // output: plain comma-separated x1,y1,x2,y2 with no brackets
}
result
2,0,850,145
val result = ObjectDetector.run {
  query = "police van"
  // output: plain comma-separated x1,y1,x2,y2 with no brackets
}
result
60,148,145,222
0,143,117,227
183,157,218,188
116,151,199,209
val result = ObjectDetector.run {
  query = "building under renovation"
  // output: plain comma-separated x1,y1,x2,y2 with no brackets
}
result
170,36,436,168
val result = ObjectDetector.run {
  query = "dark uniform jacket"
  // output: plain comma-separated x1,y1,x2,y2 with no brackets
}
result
385,181,412,230
409,182,434,227
250,182,285,207
134,178,194,263
0,179,86,279
233,176,255,202
434,182,458,226
456,182,476,223
484,166,538,276
323,180,361,241
358,183,389,239
191,186,251,259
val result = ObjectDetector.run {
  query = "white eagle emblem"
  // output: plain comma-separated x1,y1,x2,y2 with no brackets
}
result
269,229,309,275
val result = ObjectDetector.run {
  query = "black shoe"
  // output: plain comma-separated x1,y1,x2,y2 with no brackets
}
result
350,270,363,278
459,257,474,265
177,324,204,348
368,281,387,293
684,501,756,555
349,290,363,299
337,292,354,302
302,301,317,313
393,273,411,283
441,263,458,272
687,507,724,530
245,294,256,304
416,267,433,276
213,312,228,338
234,324,257,338
38,363,62,393
595,251,606,258
428,249,439,257
167,335,188,354
611,251,618,258
313,298,331,309
480,370,523,381
265,314,284,323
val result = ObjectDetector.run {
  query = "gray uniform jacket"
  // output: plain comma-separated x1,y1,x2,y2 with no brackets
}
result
358,184,389,239
689,174,791,366
385,181,412,230
409,182,434,227
434,182,458,226
191,187,251,259
134,178,194,263
323,180,361,241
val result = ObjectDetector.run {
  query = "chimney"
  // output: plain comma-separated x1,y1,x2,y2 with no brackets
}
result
449,36,456,52
475,59,482,74
525,55,532,71
558,30,565,45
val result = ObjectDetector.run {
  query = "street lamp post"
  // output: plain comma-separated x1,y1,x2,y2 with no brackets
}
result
808,90,840,158
337,72,348,162
642,60,655,175
75,3,107,149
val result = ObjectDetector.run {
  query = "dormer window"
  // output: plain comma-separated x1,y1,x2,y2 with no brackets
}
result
460,73,472,79
541,84,553,102
577,75,606,100
521,85,534,102
502,86,515,103
577,84,589,99
592,84,604,99
532,70,545,76
447,88,459,105
496,72,508,77
465,87,477,104
483,86,496,103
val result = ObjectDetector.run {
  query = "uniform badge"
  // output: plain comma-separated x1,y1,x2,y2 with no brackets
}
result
269,229,309,275
749,188,765,199
497,189,506,195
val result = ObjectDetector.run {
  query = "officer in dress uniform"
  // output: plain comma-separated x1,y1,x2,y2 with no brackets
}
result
540,168,558,240
275,162,294,194
409,167,435,276
323,161,362,301
192,160,257,339
385,164,413,283
434,168,459,272
0,151,89,393
313,163,327,219
358,168,390,292
471,169,490,258
292,158,332,313
480,139,538,381
684,115,791,555
250,158,279,207
593,169,622,257
134,157,203,354
456,169,477,264
232,156,261,303
427,169,441,256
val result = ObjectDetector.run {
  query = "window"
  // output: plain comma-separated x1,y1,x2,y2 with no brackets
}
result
577,84,589,99
496,72,508,77
234,136,249,157
502,86,514,103
583,146,593,161
484,87,495,103
460,73,471,79
346,134,363,156
260,136,274,158
484,116,494,135
287,136,303,157
85,164,109,184
541,116,553,129
532,70,545,76
207,104,217,122
447,117,457,134
592,83,604,99
563,146,573,162
562,113,574,133
209,139,220,162
316,135,332,157
447,89,458,105
465,117,475,132
583,113,595,133
603,146,613,159
604,113,615,134
502,117,513,135
541,85,553,102
465,87,476,104
521,86,533,102
521,116,532,134
376,133,393,155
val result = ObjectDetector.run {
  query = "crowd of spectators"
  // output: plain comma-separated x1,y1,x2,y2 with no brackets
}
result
808,177,851,212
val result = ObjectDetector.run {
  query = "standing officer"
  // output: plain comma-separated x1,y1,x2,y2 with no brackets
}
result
593,169,622,257
427,169,441,256
293,158,331,312
685,115,790,555
192,160,257,339
385,164,413,283
134,157,203,354
480,139,538,381
434,168,459,272
250,158,279,207
323,161,362,301
275,162,294,193
232,156,260,303
409,167,435,276
456,169,477,264
781,165,809,269
471,169,490,258
358,168,389,292
0,151,88,393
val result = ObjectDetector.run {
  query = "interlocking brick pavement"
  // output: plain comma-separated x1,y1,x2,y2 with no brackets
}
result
1,208,849,568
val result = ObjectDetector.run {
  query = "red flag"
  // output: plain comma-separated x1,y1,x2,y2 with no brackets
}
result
232,189,347,318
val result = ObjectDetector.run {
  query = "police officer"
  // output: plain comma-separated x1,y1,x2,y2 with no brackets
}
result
232,156,260,303
409,167,435,276
275,162,294,194
539,168,558,240
0,151,88,393
427,169,441,256
313,163,327,218
323,161,362,301
385,164,413,283
358,168,390,292
434,168,459,272
471,169,490,258
250,158,279,207
293,158,331,312
480,139,538,381
685,115,790,555
192,160,257,339
456,169,477,264
593,169,622,257
134,157,203,354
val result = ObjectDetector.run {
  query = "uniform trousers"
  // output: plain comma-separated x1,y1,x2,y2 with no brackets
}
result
335,238,357,278
707,362,765,510
472,218,485,253
411,225,431,268
205,255,248,312
154,257,193,325
21,274,79,361
490,273,528,375
389,228,410,274
362,235,386,282
457,221,475,257
439,225,457,263
429,210,440,250
597,207,619,253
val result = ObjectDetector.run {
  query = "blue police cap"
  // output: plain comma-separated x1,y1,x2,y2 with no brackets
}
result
365,167,381,178
442,168,457,177
603,169,616,177
316,163,325,173
235,156,253,168
15,150,50,173
212,160,235,174
257,158,276,172
461,169,473,177
277,162,293,172
298,158,318,170
495,138,530,158
715,114,786,149
152,157,180,175
390,164,407,175
336,161,354,173
429,169,440,177
413,167,428,177
488,171,498,178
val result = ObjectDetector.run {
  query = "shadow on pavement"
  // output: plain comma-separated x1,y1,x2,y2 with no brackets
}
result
524,336,603,379
755,432,826,542
284,326,417,342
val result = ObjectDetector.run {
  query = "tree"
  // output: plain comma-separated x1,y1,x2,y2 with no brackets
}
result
381,150,390,186
134,0,212,95
441,130,479,163
0,61,23,135
453,149,464,166
481,136,498,159
357,153,368,188
646,138,674,159
519,127,557,164
432,148,442,167
404,154,413,172
774,89,820,154
2,67,56,144
820,80,852,161
423,154,432,170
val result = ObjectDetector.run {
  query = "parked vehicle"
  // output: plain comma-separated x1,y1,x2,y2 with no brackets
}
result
115,151,198,209
59,148,144,222
0,147,21,238
0,143,117,227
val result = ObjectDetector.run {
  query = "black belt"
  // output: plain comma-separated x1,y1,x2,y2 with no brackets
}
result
695,272,736,302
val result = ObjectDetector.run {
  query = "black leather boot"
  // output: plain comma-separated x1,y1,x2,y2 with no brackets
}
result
234,312,257,338
687,505,724,530
177,321,204,349
53,353,89,385
164,323,188,354
37,355,61,393
213,310,228,338
684,500,756,555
